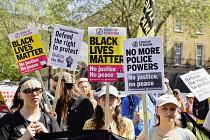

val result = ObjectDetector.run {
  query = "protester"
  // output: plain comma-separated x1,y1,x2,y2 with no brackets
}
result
173,89,186,112
94,82,106,100
76,78,97,108
164,76,173,95
185,93,195,120
203,107,210,131
10,77,49,114
52,71,94,131
121,94,156,139
83,85,135,140
203,98,210,130
0,77,60,140
136,94,197,140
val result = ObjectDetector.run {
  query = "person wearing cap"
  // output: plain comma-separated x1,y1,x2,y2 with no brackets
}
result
93,82,106,100
76,78,97,109
0,77,60,140
137,94,197,140
52,72,94,131
185,93,195,120
83,85,135,140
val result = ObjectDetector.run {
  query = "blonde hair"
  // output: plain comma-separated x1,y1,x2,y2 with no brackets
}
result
77,78,94,101
20,79,41,91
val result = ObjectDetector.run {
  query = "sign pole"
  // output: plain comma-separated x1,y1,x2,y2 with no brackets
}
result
104,82,110,129
142,94,149,140
35,70,52,110
52,68,63,112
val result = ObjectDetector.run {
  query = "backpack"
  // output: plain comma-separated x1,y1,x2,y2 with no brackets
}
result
126,94,156,119
193,97,209,120
127,94,135,119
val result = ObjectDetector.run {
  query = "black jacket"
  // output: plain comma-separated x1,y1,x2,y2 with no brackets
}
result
55,95,94,130
0,110,60,140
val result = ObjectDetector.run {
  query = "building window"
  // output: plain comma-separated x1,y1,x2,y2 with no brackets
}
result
175,43,183,65
196,45,203,66
196,28,204,34
174,20,183,31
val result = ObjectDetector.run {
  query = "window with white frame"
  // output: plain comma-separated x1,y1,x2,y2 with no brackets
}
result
174,20,183,31
196,28,204,34
196,45,203,66
175,43,183,65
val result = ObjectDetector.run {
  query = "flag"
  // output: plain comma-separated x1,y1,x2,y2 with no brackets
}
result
181,112,210,140
137,0,155,37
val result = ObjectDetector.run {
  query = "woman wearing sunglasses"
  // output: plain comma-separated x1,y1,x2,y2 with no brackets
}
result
0,77,60,140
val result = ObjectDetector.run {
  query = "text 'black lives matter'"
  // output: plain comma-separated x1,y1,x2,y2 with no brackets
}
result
12,36,44,61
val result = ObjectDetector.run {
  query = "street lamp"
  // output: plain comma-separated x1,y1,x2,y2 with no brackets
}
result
48,25,54,91
113,20,119,27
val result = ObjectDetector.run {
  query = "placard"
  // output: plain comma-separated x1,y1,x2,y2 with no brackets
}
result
48,24,84,70
8,27,48,74
180,68,210,101
123,36,164,94
0,92,10,113
88,27,126,82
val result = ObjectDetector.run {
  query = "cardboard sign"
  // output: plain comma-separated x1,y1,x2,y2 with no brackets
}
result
0,92,10,113
180,68,210,102
88,27,126,82
48,24,84,70
123,36,164,94
8,27,48,74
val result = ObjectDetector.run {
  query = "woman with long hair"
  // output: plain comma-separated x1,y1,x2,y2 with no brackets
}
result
52,72,94,131
137,94,196,140
76,78,97,108
0,77,60,140
83,85,134,139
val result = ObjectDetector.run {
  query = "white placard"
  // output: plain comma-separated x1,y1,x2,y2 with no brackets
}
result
123,36,164,94
180,68,210,102
48,24,84,70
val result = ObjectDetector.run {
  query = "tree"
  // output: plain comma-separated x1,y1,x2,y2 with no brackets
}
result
0,0,52,81
0,0,209,80
76,0,210,39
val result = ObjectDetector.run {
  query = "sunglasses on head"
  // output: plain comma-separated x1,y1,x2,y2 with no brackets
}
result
22,88,43,94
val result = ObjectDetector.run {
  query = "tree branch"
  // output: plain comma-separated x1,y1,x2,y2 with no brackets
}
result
155,6,175,36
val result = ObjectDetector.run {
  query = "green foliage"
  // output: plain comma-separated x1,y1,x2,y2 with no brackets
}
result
0,0,51,81
0,0,209,81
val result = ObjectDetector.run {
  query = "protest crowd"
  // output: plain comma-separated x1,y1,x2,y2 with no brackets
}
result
0,1,210,140
0,70,210,140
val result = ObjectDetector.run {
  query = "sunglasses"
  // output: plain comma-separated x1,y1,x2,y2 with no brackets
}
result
22,88,43,94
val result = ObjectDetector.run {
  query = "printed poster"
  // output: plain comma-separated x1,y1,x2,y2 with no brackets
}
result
180,68,210,102
0,92,10,113
8,27,48,74
88,27,126,82
48,24,84,70
123,36,164,94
